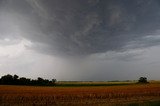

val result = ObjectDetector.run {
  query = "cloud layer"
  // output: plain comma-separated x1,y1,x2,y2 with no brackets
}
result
1,0,160,80
1,0,160,56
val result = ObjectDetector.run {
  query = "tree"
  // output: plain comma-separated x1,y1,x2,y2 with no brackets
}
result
13,75,19,80
37,77,45,85
19,77,30,85
51,79,56,85
138,77,148,83
52,79,56,83
13,74,19,84
1,74,14,85
0,74,56,86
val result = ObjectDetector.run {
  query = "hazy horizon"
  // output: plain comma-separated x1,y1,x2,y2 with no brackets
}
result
1,0,160,81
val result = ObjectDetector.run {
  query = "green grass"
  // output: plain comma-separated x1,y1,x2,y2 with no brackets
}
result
128,101,160,106
55,81,135,87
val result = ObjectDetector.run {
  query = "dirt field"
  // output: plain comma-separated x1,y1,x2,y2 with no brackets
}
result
0,83,160,106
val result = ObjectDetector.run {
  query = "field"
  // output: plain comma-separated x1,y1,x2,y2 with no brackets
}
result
0,82,160,106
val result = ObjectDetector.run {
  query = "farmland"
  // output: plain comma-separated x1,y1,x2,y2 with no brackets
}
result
0,82,160,106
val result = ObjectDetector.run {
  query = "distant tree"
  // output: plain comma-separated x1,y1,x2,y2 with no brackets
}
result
52,79,56,83
44,79,50,84
1,74,14,85
51,79,56,85
37,77,45,85
30,79,37,85
0,74,56,86
13,75,19,80
138,77,148,83
19,77,30,85
13,74,19,84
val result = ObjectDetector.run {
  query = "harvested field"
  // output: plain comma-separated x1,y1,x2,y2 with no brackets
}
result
0,83,160,106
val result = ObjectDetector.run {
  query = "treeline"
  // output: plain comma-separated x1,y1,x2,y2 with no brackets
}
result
0,74,56,86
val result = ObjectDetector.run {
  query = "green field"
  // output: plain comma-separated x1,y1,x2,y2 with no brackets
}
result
55,81,135,87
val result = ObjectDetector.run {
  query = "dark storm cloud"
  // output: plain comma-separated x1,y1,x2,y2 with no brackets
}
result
1,0,160,56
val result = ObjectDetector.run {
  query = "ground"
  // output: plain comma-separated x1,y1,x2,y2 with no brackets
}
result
0,81,160,106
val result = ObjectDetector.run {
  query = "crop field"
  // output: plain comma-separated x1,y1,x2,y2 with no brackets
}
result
0,82,160,106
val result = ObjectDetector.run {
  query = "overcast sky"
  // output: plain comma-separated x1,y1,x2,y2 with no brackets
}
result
1,0,160,81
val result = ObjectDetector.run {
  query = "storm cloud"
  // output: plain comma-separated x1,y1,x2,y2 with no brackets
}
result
1,0,160,80
1,0,160,56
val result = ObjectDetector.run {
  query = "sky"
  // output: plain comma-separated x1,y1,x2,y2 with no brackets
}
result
1,0,160,81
